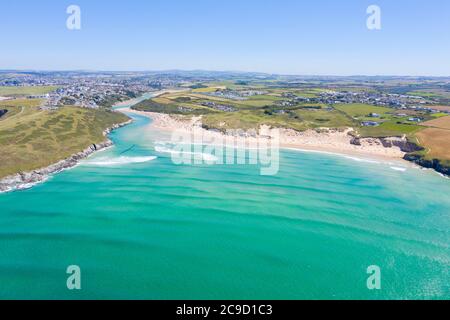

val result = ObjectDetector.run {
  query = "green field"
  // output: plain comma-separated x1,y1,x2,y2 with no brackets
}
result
0,86,59,97
133,97,217,115
334,103,393,118
358,121,423,138
0,102,129,178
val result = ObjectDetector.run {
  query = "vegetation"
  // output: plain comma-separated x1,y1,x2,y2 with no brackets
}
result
334,103,392,118
189,84,208,90
0,101,129,179
406,89,450,104
133,97,216,115
202,108,353,132
410,116,450,162
0,86,59,97
131,83,450,166
415,128,450,161
358,121,423,138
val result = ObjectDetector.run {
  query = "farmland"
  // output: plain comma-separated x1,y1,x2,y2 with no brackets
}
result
415,128,450,162
422,115,450,130
411,116,450,163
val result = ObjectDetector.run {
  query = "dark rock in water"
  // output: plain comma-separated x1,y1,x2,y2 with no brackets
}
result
400,138,449,176
0,109,8,119
404,154,450,177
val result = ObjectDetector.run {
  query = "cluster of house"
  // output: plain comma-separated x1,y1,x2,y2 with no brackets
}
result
43,81,151,109
360,112,425,127
0,73,168,109
399,105,448,114
201,101,236,112
203,89,267,101
315,90,428,108
177,106,193,113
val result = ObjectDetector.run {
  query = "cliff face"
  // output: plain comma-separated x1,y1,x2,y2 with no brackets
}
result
378,137,424,153
350,135,449,177
350,136,423,153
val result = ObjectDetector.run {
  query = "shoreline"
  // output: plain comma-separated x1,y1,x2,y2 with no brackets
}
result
0,119,133,194
127,108,410,164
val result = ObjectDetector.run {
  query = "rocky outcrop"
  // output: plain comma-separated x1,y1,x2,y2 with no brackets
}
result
379,137,424,153
349,134,449,177
0,119,133,193
349,137,362,146
404,154,450,177
350,136,423,153
0,109,8,119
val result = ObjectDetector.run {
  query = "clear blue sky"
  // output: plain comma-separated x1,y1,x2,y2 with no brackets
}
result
1,0,449,76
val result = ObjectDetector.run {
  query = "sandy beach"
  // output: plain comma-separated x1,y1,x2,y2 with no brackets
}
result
125,108,408,162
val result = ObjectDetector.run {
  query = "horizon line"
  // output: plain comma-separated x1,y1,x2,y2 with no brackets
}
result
1,68,450,79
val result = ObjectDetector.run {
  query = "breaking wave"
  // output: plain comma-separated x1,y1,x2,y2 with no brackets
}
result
390,166,407,172
84,156,157,166
155,144,218,162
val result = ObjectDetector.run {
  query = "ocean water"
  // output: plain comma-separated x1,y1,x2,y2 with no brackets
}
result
0,103,449,300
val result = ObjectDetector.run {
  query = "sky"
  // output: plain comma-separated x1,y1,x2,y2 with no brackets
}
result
0,0,449,76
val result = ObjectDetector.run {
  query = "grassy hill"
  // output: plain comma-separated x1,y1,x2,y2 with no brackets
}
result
0,99,129,179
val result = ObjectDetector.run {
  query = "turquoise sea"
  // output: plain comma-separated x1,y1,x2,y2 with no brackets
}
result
0,98,449,300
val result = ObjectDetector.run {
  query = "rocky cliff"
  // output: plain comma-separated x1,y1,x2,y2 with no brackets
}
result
350,135,449,177
350,136,423,153
403,154,450,177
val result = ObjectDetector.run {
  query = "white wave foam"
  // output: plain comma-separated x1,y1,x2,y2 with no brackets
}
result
84,156,157,166
285,147,381,164
343,156,381,164
390,166,407,172
155,145,218,162
155,141,269,151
